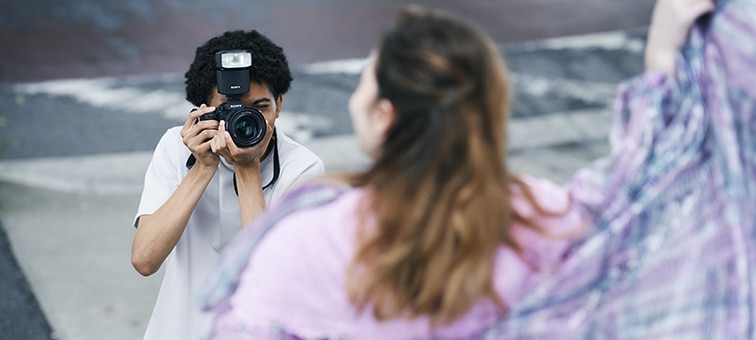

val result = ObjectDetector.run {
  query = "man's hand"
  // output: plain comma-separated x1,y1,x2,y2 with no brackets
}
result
645,0,715,76
210,119,274,168
211,119,274,228
181,104,221,168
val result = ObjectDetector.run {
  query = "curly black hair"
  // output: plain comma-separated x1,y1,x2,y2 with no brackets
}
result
184,30,293,107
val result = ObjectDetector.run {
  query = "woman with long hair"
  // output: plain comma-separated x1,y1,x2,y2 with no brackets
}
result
198,0,754,337
202,8,584,336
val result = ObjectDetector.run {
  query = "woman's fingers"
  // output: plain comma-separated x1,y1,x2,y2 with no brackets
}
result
645,0,715,75
686,0,715,21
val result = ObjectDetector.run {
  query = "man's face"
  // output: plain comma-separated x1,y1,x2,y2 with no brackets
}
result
208,80,281,130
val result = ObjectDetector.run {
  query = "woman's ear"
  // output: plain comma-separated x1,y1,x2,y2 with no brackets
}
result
373,98,396,137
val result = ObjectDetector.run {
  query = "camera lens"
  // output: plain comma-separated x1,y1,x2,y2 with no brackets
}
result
227,107,266,148
234,117,256,138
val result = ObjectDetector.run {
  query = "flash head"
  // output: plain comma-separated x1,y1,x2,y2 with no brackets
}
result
216,50,252,69
215,50,252,96
204,49,265,147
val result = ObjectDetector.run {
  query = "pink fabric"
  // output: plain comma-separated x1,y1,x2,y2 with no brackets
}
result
211,175,584,339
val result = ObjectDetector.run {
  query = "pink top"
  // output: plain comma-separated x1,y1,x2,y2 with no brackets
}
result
207,175,584,339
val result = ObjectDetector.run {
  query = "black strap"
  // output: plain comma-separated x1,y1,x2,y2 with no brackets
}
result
233,131,280,195
186,130,281,196
262,130,281,190
185,154,197,169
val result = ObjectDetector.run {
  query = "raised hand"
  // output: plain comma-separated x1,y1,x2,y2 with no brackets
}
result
645,0,715,76
181,104,220,168
210,119,274,168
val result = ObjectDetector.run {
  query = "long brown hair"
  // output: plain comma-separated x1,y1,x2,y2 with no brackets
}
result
347,6,551,326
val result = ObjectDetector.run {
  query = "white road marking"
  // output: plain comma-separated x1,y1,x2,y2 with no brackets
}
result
299,58,367,75
13,76,337,141
15,77,194,120
514,30,645,53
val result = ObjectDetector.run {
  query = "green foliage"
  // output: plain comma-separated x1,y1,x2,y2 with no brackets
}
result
15,94,25,107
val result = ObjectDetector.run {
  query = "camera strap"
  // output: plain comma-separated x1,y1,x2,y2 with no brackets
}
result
185,129,281,196
233,130,280,195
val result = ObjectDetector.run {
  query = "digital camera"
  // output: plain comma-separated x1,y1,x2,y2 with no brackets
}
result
198,50,267,148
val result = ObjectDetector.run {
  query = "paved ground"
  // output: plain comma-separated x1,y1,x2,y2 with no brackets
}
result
0,1,657,339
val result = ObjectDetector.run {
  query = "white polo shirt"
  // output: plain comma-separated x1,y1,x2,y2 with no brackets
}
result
134,126,324,340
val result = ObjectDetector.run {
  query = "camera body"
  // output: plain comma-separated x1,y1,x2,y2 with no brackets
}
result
199,100,267,148
198,50,267,148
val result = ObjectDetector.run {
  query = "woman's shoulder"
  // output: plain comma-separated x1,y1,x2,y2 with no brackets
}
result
511,173,586,235
219,185,364,335
505,174,587,267
258,183,364,255
242,182,365,278
510,174,572,217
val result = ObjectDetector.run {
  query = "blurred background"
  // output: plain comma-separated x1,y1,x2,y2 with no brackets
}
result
0,0,656,339
1,0,655,83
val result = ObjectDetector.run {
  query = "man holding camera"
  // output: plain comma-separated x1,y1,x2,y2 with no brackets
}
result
130,30,324,339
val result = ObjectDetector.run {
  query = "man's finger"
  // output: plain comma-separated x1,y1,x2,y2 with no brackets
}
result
225,131,238,153
188,104,217,122
218,120,226,134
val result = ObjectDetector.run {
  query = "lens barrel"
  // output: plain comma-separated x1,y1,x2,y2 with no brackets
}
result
225,107,266,148
196,101,266,147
